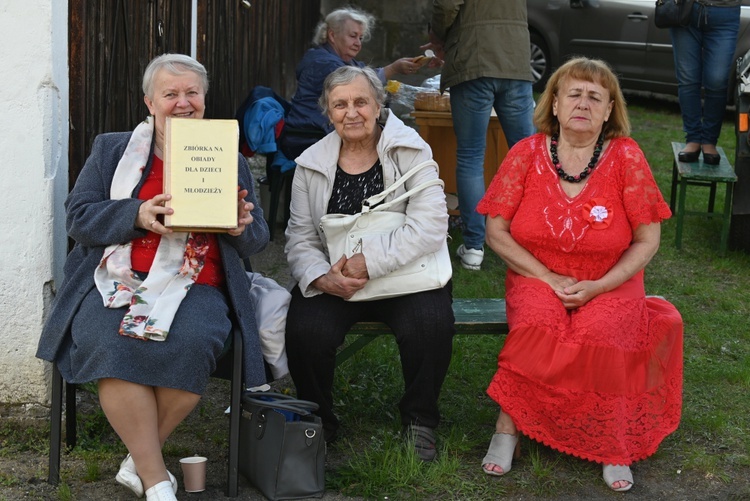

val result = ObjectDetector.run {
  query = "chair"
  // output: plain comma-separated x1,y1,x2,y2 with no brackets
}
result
47,260,254,497
48,325,243,497
262,154,295,242
668,142,737,255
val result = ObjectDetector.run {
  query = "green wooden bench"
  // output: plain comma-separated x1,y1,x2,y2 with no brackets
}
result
669,142,737,255
335,298,508,367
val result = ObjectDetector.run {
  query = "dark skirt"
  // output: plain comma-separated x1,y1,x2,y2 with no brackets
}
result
56,284,232,395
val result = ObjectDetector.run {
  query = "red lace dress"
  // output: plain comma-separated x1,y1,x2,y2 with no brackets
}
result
476,133,683,465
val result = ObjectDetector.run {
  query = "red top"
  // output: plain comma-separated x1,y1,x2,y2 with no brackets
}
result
477,134,682,465
131,156,225,288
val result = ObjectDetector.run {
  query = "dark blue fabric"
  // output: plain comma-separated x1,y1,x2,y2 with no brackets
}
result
278,128,327,163
270,148,297,174
59,284,231,394
285,44,365,133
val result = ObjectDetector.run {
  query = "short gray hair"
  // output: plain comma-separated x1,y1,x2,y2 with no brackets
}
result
313,7,375,45
142,53,209,99
318,66,386,113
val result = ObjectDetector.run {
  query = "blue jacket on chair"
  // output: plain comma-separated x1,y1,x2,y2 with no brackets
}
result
244,97,285,155
235,86,291,157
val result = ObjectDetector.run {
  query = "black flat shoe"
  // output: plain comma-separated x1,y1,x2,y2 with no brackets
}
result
702,151,720,165
678,149,700,163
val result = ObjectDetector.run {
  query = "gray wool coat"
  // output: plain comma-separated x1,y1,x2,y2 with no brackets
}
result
36,131,271,388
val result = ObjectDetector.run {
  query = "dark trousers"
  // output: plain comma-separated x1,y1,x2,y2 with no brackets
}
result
285,282,455,437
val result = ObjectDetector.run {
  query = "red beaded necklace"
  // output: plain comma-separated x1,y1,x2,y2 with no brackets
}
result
550,133,604,183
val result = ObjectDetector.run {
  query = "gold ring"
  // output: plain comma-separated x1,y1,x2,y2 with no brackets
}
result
150,220,157,226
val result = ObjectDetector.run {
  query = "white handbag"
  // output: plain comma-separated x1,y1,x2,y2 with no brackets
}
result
319,160,452,302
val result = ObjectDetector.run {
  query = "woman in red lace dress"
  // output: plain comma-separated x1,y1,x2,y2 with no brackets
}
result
476,57,683,492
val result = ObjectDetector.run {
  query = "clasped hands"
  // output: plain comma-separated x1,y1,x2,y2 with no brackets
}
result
313,253,369,300
541,271,604,309
136,187,254,237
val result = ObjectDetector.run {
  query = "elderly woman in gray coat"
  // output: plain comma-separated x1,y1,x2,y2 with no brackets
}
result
36,54,269,501
284,66,455,461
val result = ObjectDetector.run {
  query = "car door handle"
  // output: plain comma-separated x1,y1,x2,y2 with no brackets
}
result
627,14,649,21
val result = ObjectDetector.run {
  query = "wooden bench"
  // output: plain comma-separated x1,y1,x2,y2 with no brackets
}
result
669,142,737,255
335,298,508,367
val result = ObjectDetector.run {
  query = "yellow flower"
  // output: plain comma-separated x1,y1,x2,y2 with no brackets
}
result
385,80,401,94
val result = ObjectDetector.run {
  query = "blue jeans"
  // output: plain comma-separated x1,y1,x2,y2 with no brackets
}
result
449,78,535,249
670,3,740,146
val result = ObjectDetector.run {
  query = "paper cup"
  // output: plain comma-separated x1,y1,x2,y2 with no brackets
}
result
179,456,207,493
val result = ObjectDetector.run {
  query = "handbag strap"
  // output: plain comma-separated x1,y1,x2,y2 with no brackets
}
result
243,392,320,415
368,178,445,214
361,159,440,212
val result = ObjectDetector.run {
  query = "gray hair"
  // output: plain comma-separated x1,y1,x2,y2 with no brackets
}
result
313,7,375,45
142,53,209,99
318,66,386,114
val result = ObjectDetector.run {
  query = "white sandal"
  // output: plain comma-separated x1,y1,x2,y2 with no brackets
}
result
481,433,520,476
603,464,633,492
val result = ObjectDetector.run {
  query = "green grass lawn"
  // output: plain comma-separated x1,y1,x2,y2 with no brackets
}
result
327,96,750,499
4,96,747,500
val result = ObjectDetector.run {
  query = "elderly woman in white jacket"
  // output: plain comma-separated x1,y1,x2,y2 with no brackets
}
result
284,66,455,461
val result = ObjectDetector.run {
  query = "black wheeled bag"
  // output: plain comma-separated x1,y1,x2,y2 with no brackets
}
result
239,392,325,500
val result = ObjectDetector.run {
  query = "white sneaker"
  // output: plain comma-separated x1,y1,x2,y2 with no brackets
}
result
145,480,178,501
116,454,144,498
167,471,177,494
116,454,178,497
457,244,484,271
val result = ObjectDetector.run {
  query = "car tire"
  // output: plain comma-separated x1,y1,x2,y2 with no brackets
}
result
530,31,550,93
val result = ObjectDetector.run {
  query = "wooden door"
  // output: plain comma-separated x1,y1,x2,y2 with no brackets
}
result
68,0,321,188
68,0,192,189
196,0,321,119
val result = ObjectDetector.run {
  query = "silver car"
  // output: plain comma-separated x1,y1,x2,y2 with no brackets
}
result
527,0,750,101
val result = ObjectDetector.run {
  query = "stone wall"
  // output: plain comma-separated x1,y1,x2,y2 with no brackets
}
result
0,0,69,415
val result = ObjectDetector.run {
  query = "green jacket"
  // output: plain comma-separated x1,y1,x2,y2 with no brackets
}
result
431,0,532,92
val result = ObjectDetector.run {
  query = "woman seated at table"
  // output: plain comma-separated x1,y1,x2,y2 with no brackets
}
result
36,54,269,501
284,65,455,461
282,6,420,159
476,57,683,492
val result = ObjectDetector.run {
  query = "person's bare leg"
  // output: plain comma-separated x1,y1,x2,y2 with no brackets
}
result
494,410,517,435
154,386,201,445
99,379,200,490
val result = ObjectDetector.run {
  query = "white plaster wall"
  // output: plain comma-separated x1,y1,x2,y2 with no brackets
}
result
0,1,68,413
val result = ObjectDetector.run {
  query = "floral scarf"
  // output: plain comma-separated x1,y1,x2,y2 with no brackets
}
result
93,117,209,341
